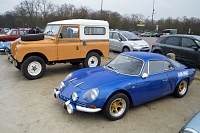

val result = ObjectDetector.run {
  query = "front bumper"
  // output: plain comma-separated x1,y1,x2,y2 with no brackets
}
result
0,48,5,52
133,47,150,52
53,88,101,114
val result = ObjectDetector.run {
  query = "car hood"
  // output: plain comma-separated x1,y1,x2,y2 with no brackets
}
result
129,40,149,47
69,66,132,90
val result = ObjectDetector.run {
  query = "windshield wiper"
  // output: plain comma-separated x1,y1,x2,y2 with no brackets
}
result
107,65,118,73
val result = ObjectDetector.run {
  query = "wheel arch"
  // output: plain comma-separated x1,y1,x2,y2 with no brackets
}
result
22,52,48,64
152,49,163,54
102,89,133,109
122,46,131,52
86,49,103,57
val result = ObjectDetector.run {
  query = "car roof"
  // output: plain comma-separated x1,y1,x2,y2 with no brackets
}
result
122,52,167,61
161,34,200,38
48,19,109,26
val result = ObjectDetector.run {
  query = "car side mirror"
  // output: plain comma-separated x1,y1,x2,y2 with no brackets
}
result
142,73,148,79
118,38,122,42
60,33,63,39
191,45,198,51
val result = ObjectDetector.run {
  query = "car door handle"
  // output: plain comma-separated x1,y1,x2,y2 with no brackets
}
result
162,79,168,82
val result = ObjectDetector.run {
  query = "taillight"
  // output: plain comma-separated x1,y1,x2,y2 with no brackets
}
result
152,42,155,46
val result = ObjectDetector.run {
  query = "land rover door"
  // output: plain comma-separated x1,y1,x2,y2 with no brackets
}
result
57,25,81,60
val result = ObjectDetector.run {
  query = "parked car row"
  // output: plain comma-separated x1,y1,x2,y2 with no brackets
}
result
0,20,199,132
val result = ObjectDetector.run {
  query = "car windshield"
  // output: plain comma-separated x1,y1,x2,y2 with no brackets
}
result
120,31,141,41
193,36,200,46
6,30,12,35
43,24,61,36
105,54,143,75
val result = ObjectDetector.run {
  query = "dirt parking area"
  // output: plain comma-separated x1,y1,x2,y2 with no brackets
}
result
0,52,200,133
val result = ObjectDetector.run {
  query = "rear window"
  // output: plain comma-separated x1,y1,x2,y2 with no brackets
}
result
156,37,166,43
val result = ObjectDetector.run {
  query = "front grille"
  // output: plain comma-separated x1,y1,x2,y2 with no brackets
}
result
5,47,11,54
77,101,86,107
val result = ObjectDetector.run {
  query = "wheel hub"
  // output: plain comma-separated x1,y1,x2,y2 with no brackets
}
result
28,61,42,76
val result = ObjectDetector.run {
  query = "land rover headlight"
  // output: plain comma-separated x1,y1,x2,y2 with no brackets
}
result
83,88,99,102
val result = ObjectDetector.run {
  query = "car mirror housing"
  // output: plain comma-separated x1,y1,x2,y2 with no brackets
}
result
142,73,148,79
118,38,122,42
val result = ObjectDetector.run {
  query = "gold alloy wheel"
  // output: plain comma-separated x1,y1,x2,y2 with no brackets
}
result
109,98,126,117
178,80,187,95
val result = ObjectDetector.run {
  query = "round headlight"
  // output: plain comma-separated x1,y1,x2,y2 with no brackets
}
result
72,92,78,101
83,88,99,103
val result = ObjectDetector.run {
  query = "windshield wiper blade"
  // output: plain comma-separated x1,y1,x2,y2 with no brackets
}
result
107,65,118,73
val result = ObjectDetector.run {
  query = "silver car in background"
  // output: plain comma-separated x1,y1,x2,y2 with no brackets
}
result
109,30,150,52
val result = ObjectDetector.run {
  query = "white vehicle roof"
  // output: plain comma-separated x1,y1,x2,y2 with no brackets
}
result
48,19,109,26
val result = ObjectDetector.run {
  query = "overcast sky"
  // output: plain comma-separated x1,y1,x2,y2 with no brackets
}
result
1,0,199,20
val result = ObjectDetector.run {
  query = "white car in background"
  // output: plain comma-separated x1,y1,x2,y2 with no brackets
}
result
109,30,150,52
140,32,153,37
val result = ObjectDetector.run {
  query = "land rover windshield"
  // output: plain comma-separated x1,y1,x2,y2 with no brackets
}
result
44,24,61,36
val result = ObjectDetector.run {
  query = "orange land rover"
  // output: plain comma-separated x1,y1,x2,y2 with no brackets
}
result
11,19,109,80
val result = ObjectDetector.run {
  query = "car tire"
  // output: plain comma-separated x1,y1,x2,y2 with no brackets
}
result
21,34,44,41
174,79,188,98
122,47,130,52
21,56,46,80
103,93,129,121
83,52,100,68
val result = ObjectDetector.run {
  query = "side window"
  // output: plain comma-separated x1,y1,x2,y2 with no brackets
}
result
164,61,174,71
11,31,17,35
61,26,79,38
182,38,196,48
20,31,26,35
149,60,164,74
165,37,180,46
113,33,120,40
84,27,105,35
156,37,166,43
119,34,126,41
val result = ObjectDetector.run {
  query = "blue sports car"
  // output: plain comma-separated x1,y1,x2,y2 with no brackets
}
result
53,52,196,121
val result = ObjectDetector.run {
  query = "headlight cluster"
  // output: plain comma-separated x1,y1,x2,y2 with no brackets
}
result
59,82,65,89
83,88,99,102
72,92,78,101
131,42,139,46
64,73,72,81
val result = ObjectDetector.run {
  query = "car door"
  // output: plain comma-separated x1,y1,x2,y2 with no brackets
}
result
10,30,18,40
180,37,200,67
133,60,171,105
57,25,81,60
162,37,181,58
110,32,123,52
